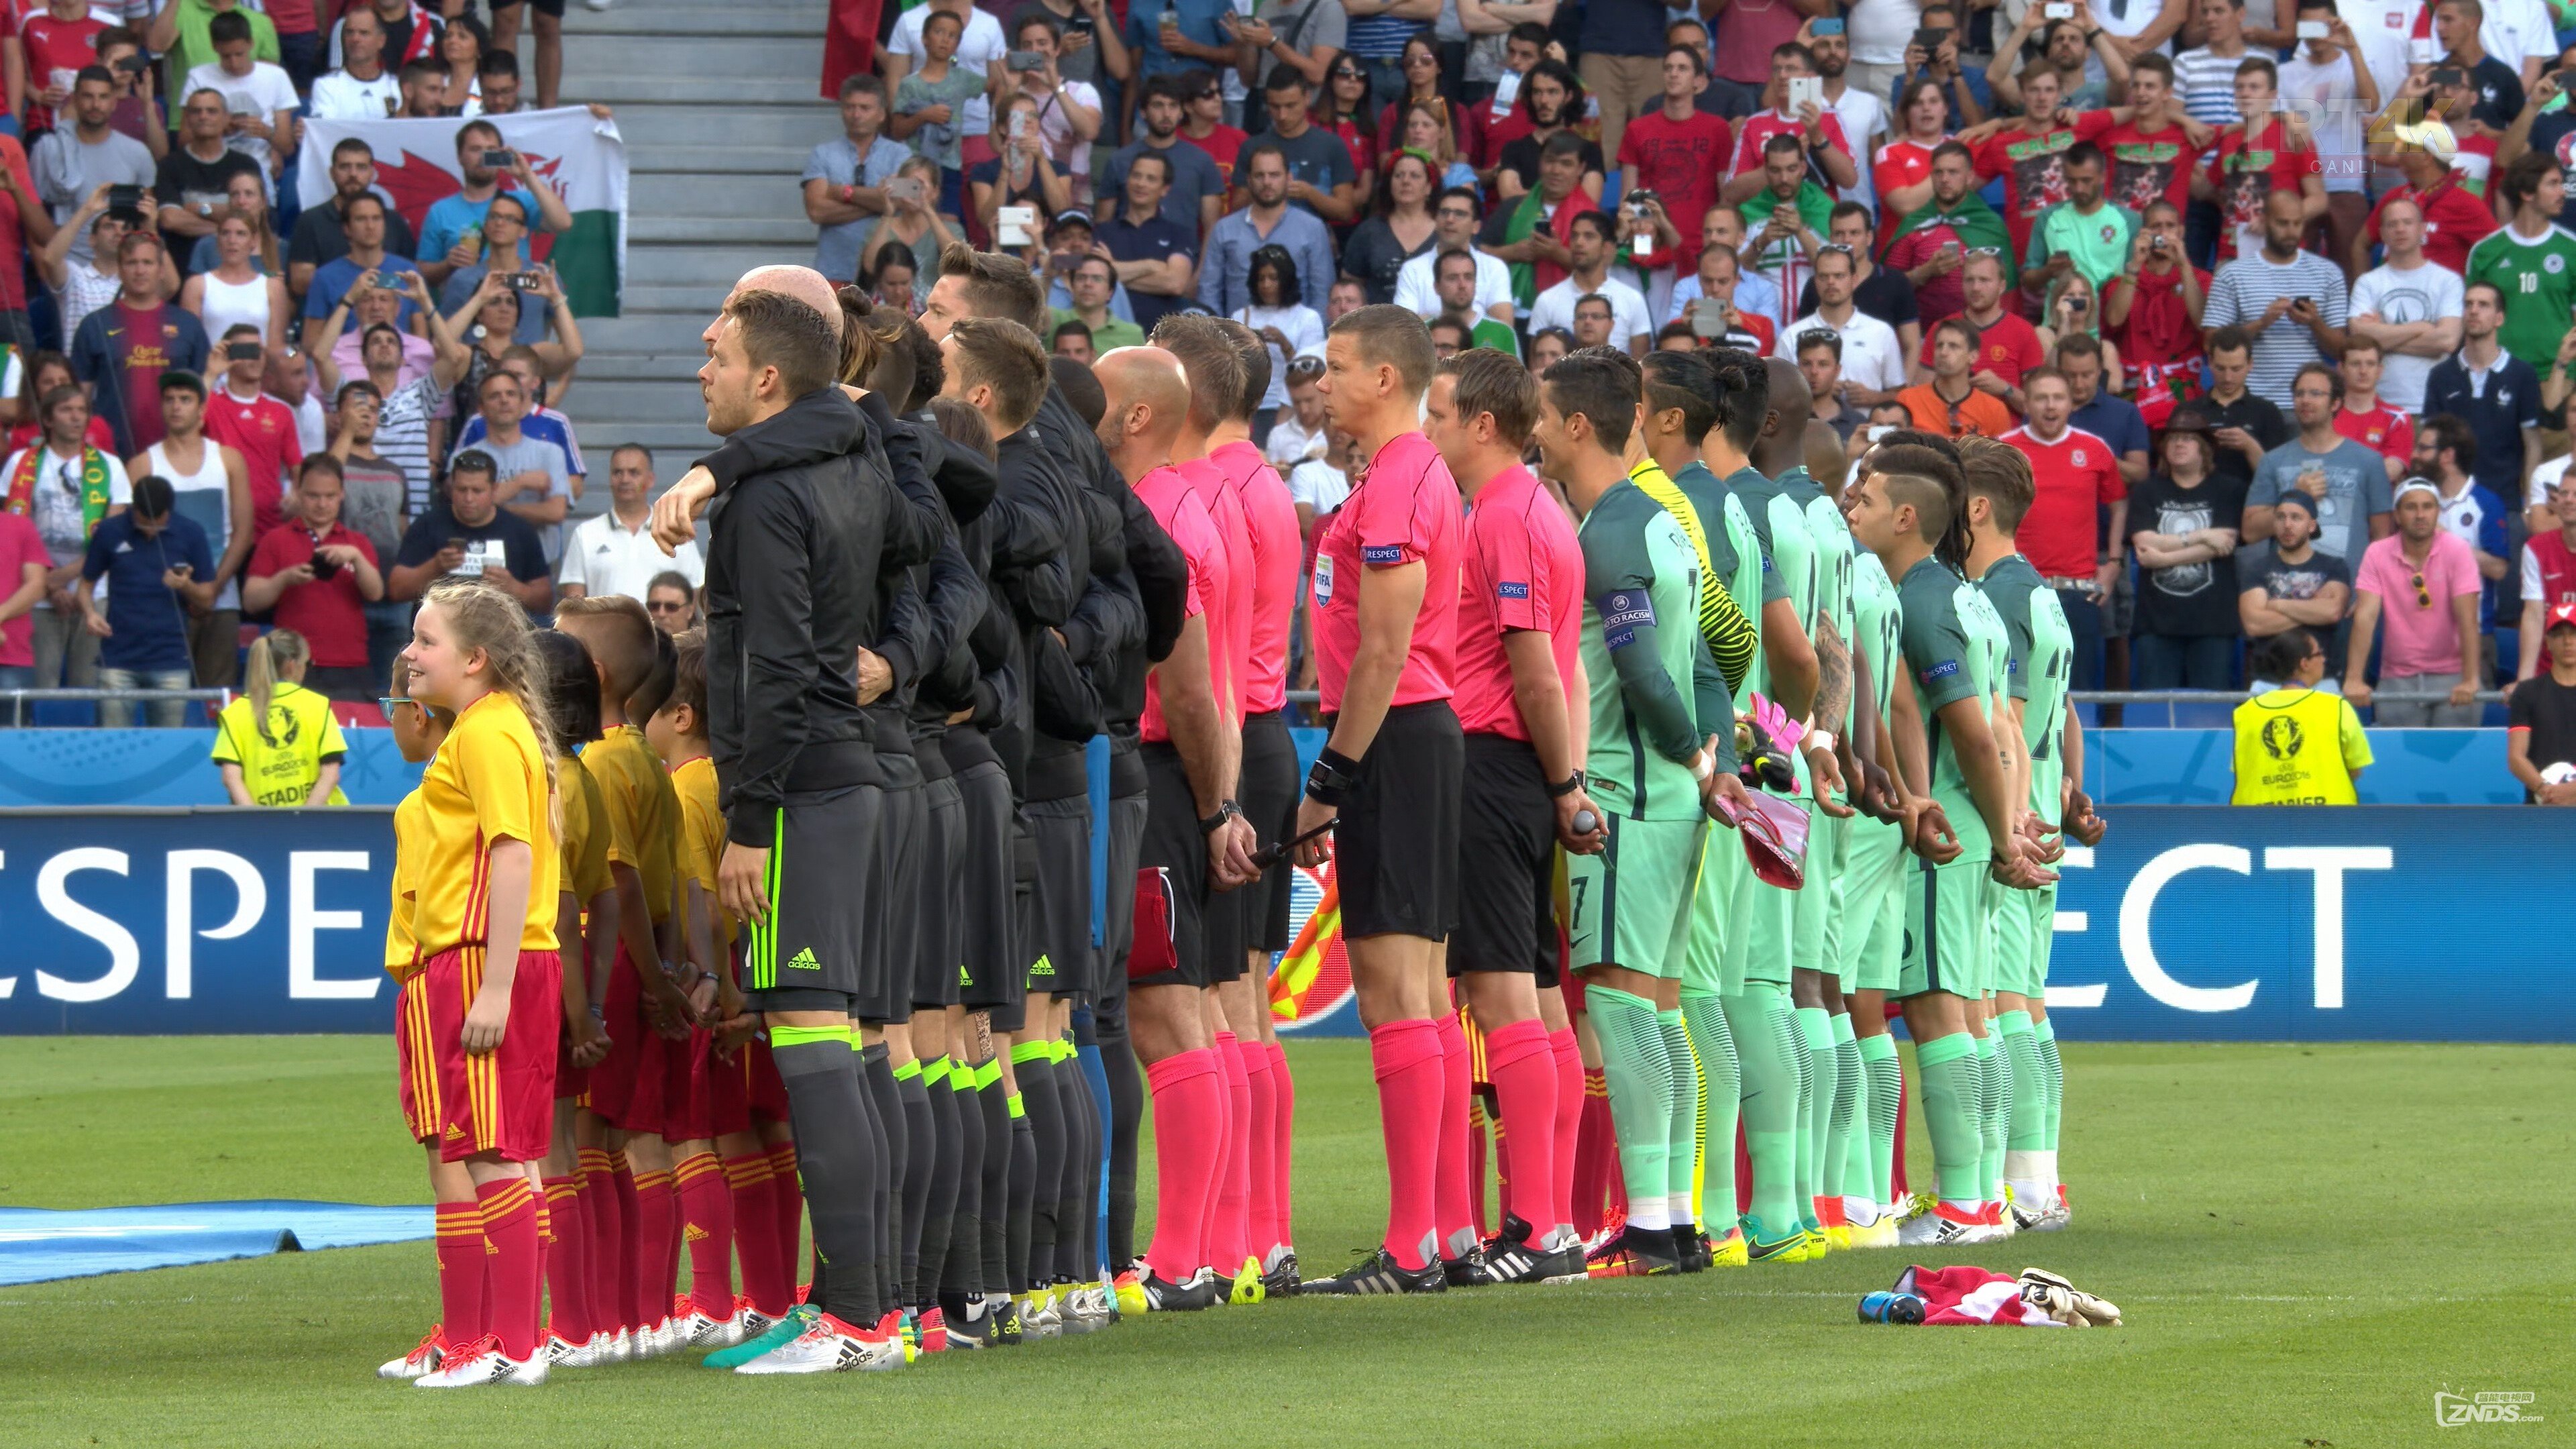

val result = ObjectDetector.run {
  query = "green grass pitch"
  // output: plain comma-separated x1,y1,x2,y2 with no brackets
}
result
1,1036,2567,1447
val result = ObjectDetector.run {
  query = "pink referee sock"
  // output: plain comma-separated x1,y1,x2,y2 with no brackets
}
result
1370,1018,1446,1271
1267,1040,1297,1253
1547,1027,1582,1238
1242,1038,1279,1260
1142,1048,1225,1281
1432,1012,1474,1260
1483,1019,1560,1240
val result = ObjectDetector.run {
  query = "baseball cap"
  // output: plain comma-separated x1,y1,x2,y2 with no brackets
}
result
2549,602,2576,634
2394,476,2441,504
1047,208,1094,233
2164,405,2212,433
2391,117,2458,166
2271,487,2318,517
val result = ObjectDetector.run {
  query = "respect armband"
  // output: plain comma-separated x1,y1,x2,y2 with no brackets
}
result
1304,745,1362,806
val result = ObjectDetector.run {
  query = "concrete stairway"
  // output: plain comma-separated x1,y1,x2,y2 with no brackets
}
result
550,0,838,494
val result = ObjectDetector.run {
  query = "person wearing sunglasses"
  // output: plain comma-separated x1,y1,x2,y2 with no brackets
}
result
2344,478,2486,724
643,569,697,634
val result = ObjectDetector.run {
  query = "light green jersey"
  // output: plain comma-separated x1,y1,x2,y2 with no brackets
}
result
1851,551,1902,722
1979,553,2076,824
1632,458,1761,702
1709,464,1786,702
1894,554,2003,862
1579,480,1720,822
1737,466,1821,633
2465,222,2576,372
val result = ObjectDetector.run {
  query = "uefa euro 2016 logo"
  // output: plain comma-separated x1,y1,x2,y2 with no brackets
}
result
2435,1390,2540,1428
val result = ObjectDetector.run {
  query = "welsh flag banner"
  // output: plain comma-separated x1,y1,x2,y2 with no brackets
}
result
294,107,627,317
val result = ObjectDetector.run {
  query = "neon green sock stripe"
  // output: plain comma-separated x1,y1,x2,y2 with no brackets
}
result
1052,1038,1075,1063
973,1060,1002,1089
1009,1040,1051,1065
920,1056,951,1087
770,1022,852,1051
1007,1092,1025,1118
893,1059,922,1082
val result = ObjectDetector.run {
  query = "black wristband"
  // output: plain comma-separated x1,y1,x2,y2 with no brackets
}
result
1548,769,1585,798
1305,745,1362,806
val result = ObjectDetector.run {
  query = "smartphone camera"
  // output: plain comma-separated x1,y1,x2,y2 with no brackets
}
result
481,148,517,168
225,340,263,363
310,544,340,582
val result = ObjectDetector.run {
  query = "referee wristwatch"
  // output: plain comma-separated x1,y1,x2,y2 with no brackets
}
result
1199,800,1243,836
1548,768,1587,798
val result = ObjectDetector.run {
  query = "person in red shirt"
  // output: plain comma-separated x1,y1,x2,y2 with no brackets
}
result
1912,250,2046,415
1091,342,1256,1311
2095,55,2214,220
2197,58,2325,263
1419,345,1595,1284
2358,122,2496,276
2000,369,2126,688
1721,44,1858,200
2332,336,2413,480
1181,73,1248,189
2104,199,2212,426
241,454,383,697
1874,78,1956,249
1617,46,1733,272
1963,66,2113,258
203,321,303,541
0,129,52,357
1296,304,1465,1295
19,0,108,135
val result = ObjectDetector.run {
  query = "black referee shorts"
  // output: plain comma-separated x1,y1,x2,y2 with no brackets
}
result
743,782,880,1015
912,775,966,1011
1026,794,1092,1000
1129,741,1211,991
1334,700,1463,943
1449,732,1557,983
1238,707,1301,956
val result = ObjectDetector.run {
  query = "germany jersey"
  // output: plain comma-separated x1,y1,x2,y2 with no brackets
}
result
2465,221,2576,373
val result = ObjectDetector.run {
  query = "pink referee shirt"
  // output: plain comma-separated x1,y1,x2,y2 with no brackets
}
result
1211,439,1301,716
1311,431,1463,716
1134,464,1230,743
1450,464,1582,741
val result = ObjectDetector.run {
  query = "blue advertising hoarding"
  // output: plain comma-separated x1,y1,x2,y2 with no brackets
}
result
0,804,2565,1040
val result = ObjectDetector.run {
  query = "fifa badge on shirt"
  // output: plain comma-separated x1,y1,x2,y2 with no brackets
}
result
1313,554,1334,604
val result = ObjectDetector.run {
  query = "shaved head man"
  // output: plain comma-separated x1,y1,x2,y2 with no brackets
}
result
729,264,845,335
1094,346,1192,478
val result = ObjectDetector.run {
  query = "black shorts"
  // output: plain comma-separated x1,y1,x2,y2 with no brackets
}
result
862,768,924,1025
743,782,880,1015
1334,700,1462,942
1026,795,1091,1000
489,0,567,16
1238,708,1301,955
1450,733,1556,985
954,760,1020,1016
1129,742,1211,991
913,775,966,1010
994,820,1036,1035
1094,773,1148,1028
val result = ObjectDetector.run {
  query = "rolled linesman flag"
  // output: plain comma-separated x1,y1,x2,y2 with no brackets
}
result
296,107,630,317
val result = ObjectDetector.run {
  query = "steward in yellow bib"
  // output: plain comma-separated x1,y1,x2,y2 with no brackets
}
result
2233,628,2371,806
213,629,351,806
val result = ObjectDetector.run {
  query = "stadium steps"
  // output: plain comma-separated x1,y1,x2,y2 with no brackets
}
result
546,0,836,490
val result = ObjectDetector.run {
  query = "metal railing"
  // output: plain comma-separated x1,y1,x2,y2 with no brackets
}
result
2,688,231,727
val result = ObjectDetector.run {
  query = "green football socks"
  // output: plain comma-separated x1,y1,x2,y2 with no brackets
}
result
1823,1011,1860,1203
1857,1030,1901,1205
1795,1006,1835,1224
1680,991,1739,1232
1657,1008,1699,1233
1587,983,1673,1232
1723,983,1801,1237
1914,1031,1982,1207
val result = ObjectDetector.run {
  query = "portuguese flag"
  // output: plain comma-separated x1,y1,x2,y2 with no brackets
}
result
295,107,628,317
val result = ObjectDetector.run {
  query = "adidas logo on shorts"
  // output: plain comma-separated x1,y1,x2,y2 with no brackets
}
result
786,947,819,971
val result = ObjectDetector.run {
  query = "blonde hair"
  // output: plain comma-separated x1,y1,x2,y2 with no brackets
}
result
421,580,559,814
244,629,309,743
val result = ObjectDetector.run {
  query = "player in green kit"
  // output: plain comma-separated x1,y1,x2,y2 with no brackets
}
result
1780,411,1868,1249
1539,349,1751,1277
1635,347,1772,1268
1679,352,1829,1263
1959,437,2102,1234
1831,509,1911,1247
2465,153,2576,373
1843,441,2056,1248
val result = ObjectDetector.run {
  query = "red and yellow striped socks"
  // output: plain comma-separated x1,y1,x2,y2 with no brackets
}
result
673,1151,736,1320
432,1199,488,1348
725,1152,792,1317
630,1165,676,1330
476,1177,542,1360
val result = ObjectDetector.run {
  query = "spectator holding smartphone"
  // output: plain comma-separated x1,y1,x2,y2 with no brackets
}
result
30,69,156,270
19,0,109,137
386,447,550,614
202,321,301,539
131,368,251,691
76,471,213,727
416,121,571,289
323,378,413,682
92,31,169,163
5,383,126,696
854,156,964,294
301,199,421,357
435,193,553,342
180,13,297,186
243,454,384,700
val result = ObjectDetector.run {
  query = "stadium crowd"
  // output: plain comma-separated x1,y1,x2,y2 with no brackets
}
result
800,0,2576,728
0,0,608,714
